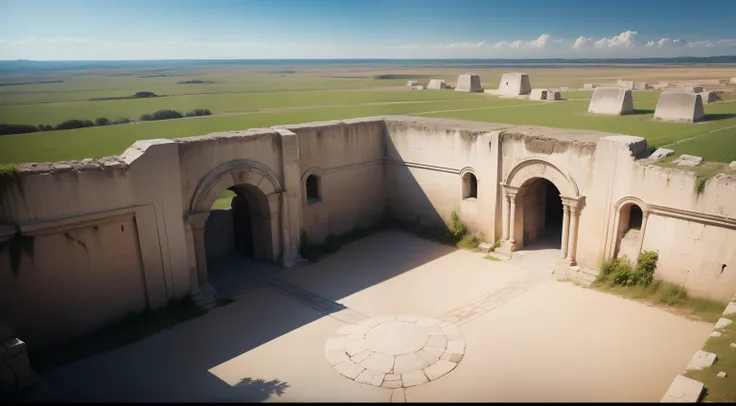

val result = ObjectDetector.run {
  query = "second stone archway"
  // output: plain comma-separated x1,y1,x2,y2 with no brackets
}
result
499,159,585,266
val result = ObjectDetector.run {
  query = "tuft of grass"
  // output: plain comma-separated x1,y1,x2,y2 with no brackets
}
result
593,251,725,322
656,157,736,195
483,254,500,261
29,295,207,373
684,313,736,402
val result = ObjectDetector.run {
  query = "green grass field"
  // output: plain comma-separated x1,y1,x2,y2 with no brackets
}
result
1,64,735,165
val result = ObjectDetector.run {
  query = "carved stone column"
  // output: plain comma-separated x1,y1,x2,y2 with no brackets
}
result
508,193,517,246
186,212,211,290
501,194,510,241
566,205,579,265
560,203,570,258
636,210,650,257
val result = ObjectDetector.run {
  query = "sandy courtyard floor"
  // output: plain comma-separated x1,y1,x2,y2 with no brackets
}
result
37,230,711,402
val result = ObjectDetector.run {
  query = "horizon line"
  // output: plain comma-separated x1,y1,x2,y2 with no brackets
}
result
2,55,736,62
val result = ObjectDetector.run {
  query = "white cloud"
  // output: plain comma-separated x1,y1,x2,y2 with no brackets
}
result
3,32,736,59
573,36,592,49
493,33,555,49
645,38,685,48
594,30,638,48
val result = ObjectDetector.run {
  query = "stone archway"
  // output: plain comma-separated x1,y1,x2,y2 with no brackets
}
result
185,160,291,293
606,196,651,262
499,158,585,265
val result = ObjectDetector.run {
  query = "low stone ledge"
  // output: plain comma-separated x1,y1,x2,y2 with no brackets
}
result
660,374,704,403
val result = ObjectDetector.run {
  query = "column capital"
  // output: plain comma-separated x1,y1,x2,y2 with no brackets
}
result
560,195,585,210
186,212,211,230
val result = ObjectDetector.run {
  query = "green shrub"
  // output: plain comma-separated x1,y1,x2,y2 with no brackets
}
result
457,233,480,250
449,211,468,238
596,250,659,288
631,250,658,287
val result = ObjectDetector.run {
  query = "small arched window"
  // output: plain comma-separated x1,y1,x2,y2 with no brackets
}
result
306,175,321,204
462,173,478,199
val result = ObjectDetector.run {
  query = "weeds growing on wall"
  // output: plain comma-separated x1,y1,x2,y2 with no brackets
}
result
593,250,725,322
0,163,23,200
0,230,35,277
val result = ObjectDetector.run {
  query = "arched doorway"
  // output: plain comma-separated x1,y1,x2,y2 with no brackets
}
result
518,178,563,249
613,201,648,262
186,160,288,297
202,184,276,295
500,158,584,267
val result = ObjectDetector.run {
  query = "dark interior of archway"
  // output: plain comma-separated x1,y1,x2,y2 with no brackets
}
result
628,205,643,230
522,178,563,249
231,193,254,257
543,180,563,236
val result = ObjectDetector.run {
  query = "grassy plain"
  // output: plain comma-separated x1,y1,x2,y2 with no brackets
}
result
1,62,735,164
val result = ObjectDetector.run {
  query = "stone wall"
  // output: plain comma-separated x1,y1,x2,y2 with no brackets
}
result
2,115,736,349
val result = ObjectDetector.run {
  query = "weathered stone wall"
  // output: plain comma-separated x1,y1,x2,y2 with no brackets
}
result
3,115,736,350
282,118,386,244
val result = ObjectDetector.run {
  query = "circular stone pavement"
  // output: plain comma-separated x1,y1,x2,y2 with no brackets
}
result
324,315,466,389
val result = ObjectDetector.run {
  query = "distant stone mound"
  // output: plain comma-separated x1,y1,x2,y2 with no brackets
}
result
700,91,720,104
455,73,483,92
653,92,705,122
587,87,634,115
529,89,547,100
497,73,531,96
427,79,447,90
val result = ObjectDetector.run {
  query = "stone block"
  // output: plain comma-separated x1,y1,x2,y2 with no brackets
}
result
334,360,365,379
715,318,732,329
588,87,634,115
350,349,373,364
393,353,428,375
355,369,385,386
529,89,547,101
686,350,717,371
717,371,727,378
730,343,736,348
660,374,704,402
730,161,736,170
427,79,447,90
673,154,704,167
401,370,428,387
423,359,457,381
710,331,722,337
724,302,736,316
455,73,483,92
654,92,705,122
478,242,493,253
359,352,394,374
325,350,350,366
497,73,531,96
649,148,674,160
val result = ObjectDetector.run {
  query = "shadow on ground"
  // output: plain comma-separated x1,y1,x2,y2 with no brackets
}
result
629,109,655,116
705,113,736,121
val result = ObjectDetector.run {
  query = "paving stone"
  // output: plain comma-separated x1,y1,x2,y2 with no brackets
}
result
423,359,457,381
336,324,371,336
397,314,422,323
724,302,736,316
325,350,350,366
360,352,395,374
446,334,463,342
416,348,441,364
394,353,428,375
421,346,446,358
416,317,439,328
358,318,380,328
673,154,703,167
441,324,460,336
385,374,401,381
346,333,367,341
686,350,718,371
425,335,447,349
441,352,464,363
391,388,406,402
661,374,704,403
717,371,728,378
447,340,466,355
377,315,396,323
346,338,369,356
401,370,428,387
731,161,736,170
731,343,736,348
334,360,365,379
715,318,732,329
649,148,674,160
425,325,444,336
383,379,403,389
324,336,346,352
355,369,385,387
710,331,722,338
350,349,374,364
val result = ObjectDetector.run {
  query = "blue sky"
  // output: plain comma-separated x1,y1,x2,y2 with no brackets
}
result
1,0,735,59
